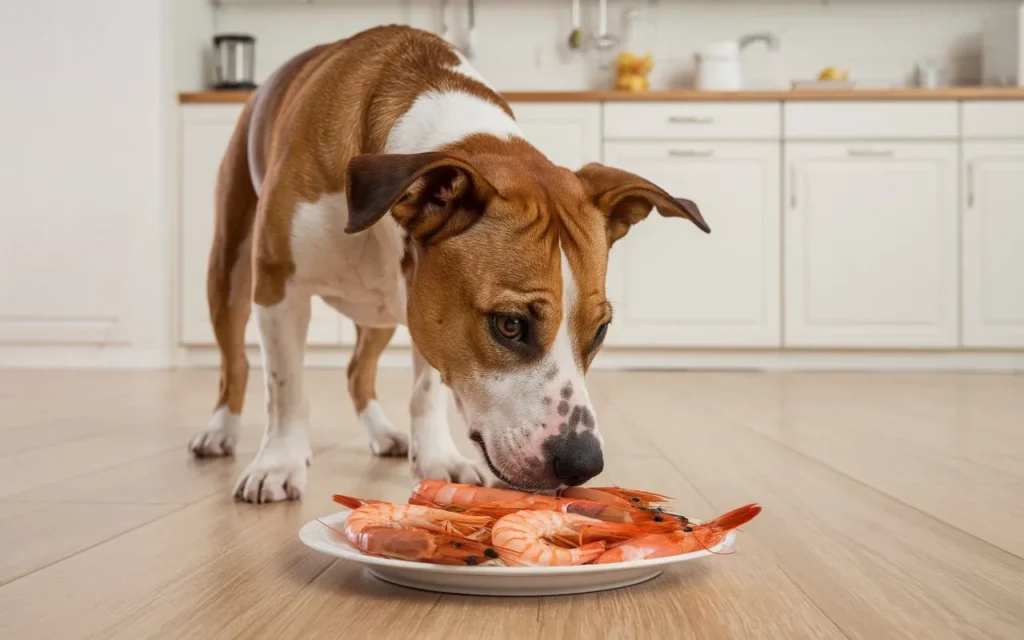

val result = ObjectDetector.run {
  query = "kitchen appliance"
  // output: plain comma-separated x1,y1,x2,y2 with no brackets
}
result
982,3,1024,86
695,32,778,91
213,33,257,90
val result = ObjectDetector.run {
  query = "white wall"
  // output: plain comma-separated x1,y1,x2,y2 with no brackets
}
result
0,0,174,367
209,0,1019,92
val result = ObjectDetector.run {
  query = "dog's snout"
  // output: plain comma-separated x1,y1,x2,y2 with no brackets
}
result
544,430,604,486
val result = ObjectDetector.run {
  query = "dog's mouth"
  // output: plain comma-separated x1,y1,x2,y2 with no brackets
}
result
469,431,522,489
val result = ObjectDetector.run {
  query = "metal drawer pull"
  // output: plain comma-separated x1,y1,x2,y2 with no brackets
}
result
668,115,714,124
847,148,894,158
668,149,714,158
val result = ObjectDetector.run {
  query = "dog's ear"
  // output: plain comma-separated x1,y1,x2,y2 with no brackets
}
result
346,152,496,245
575,163,709,246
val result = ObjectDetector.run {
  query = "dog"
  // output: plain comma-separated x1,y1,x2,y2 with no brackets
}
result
187,25,709,503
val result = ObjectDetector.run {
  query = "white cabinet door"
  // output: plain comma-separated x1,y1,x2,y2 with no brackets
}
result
601,142,781,347
179,105,340,346
962,143,1024,347
783,143,958,347
510,102,601,170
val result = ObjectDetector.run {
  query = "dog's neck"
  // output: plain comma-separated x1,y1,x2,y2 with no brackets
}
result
385,88,523,155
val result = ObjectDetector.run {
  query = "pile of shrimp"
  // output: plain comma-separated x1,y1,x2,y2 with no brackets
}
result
322,480,761,567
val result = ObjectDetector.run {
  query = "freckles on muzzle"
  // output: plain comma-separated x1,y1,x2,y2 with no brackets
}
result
540,411,603,486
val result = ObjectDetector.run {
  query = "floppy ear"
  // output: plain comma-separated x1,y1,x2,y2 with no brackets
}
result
575,163,709,246
345,152,496,245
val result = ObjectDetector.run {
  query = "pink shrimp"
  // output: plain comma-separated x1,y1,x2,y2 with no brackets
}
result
330,494,498,565
409,480,685,527
594,503,762,564
490,510,671,567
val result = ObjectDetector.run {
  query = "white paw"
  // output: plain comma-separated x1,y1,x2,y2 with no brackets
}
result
188,407,240,458
412,449,486,485
359,400,409,457
233,434,311,503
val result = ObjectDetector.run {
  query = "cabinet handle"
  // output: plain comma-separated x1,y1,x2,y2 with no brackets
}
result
967,162,975,208
668,115,714,125
847,148,894,158
668,149,714,158
789,163,797,209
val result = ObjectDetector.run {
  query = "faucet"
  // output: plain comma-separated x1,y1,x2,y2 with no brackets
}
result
738,32,780,52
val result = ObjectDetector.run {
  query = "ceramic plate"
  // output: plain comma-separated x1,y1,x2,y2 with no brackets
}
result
298,509,738,596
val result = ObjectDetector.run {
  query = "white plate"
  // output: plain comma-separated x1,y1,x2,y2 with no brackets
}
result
298,509,739,596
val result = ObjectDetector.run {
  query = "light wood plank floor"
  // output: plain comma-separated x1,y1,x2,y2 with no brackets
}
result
0,369,1022,639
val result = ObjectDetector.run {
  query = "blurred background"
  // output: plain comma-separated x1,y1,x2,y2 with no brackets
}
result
1,0,1022,371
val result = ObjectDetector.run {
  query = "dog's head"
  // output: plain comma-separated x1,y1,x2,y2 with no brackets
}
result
345,138,708,490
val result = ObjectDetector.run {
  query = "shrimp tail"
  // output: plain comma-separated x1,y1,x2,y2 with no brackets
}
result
704,503,762,532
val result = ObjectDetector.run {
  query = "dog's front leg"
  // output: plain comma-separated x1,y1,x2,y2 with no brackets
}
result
234,288,313,503
409,347,487,485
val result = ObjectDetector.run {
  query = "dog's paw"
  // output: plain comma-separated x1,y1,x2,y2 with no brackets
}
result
188,407,240,458
233,435,311,503
359,401,409,458
412,450,486,486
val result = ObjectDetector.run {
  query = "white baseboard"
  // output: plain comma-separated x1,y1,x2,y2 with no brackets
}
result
0,345,170,369
175,345,1024,373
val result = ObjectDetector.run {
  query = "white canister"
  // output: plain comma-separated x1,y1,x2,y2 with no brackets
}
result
695,41,743,91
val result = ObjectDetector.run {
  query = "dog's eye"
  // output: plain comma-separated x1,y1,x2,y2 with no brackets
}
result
594,322,610,347
491,315,527,342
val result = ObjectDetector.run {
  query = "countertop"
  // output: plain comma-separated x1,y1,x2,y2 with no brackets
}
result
179,87,1024,104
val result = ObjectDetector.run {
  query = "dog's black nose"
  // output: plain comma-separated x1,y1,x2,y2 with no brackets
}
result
545,431,604,486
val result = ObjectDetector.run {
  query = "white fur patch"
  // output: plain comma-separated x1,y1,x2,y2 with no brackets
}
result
234,293,313,503
386,90,522,154
188,406,241,457
358,399,409,456
289,192,407,328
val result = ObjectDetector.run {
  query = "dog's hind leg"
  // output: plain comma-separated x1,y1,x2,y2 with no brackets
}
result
346,324,409,457
188,100,258,458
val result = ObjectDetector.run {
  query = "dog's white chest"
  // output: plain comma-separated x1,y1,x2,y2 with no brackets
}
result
289,192,406,327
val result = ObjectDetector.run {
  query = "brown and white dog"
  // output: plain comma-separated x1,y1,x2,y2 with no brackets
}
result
187,26,708,503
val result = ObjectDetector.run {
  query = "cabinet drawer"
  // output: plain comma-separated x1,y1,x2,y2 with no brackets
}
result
784,101,958,139
963,101,1024,138
603,102,780,140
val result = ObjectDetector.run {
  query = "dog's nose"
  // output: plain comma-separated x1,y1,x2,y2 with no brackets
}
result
545,431,604,486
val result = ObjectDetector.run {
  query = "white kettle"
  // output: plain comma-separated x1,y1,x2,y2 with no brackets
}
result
695,32,778,91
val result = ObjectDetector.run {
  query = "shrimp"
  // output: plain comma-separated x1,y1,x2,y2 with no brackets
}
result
409,480,535,510
561,486,690,522
594,503,762,564
410,480,684,527
330,495,499,565
560,486,673,509
490,510,668,567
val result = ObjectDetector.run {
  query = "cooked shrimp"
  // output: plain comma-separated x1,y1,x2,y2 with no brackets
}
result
409,480,537,512
490,510,665,567
594,503,762,564
330,495,499,565
410,480,683,527
560,486,673,509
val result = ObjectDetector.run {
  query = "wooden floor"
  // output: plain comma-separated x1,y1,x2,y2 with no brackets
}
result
0,369,1022,639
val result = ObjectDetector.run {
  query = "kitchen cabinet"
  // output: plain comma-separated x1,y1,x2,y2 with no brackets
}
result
602,141,781,347
178,105,342,346
783,142,958,348
962,143,1024,347
510,102,602,169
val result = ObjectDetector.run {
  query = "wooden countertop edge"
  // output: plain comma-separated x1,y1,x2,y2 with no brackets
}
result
179,87,1024,104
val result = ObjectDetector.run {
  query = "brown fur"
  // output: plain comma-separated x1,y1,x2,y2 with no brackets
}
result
347,325,397,412
204,25,708,449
